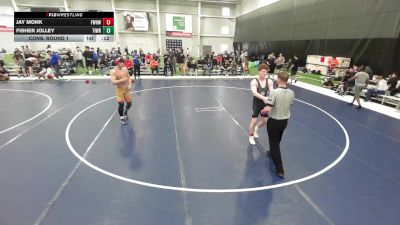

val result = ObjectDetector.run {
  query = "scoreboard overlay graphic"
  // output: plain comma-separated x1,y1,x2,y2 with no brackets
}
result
14,12,114,42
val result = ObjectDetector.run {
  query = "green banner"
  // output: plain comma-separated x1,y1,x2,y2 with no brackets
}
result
173,16,185,30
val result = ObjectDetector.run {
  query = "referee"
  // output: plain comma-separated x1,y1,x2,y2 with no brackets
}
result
261,72,295,178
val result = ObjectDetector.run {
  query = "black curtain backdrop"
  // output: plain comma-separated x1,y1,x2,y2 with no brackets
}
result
234,0,400,75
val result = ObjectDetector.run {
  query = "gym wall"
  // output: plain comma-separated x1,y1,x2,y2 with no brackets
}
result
0,0,236,56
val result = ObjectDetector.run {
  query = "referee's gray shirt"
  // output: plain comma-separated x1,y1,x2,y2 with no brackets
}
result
265,87,295,120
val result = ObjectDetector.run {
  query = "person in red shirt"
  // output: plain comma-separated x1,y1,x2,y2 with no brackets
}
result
145,52,152,65
216,55,223,66
124,56,133,76
328,57,339,75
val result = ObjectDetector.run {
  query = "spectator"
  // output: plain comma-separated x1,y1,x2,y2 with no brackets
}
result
364,76,388,101
328,57,339,75
322,78,335,89
169,50,176,74
105,49,110,60
124,46,129,56
123,56,133,76
203,58,213,76
91,47,99,71
13,49,25,77
348,66,370,109
145,52,152,65
139,48,145,63
24,56,38,79
387,72,399,96
48,50,62,79
152,53,159,63
176,50,185,73
187,57,197,75
267,52,276,75
74,47,84,68
83,46,93,74
276,53,285,72
150,58,159,75
335,69,353,95
228,60,238,76
220,60,229,76
243,60,249,74
133,53,141,79
23,45,31,59
99,55,108,76
0,60,10,81
163,53,170,76
395,80,400,96
216,54,223,66
289,55,299,83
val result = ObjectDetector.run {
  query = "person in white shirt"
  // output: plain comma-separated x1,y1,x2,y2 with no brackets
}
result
24,56,38,78
364,76,388,102
74,47,84,68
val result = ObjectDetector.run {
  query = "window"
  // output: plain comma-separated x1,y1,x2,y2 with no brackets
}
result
222,7,230,17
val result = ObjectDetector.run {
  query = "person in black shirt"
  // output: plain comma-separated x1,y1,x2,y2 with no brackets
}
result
83,46,93,73
322,78,335,89
267,52,276,76
335,69,352,95
176,52,185,73
289,55,299,83
163,54,170,76
169,51,175,76
13,49,25,77
387,73,399,96
203,58,213,76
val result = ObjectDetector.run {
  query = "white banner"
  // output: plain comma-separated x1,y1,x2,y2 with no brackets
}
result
165,14,192,37
123,12,149,31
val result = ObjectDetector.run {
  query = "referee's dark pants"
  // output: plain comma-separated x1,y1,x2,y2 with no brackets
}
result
267,118,288,173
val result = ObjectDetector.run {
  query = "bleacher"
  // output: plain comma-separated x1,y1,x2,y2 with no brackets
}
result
346,84,400,109
104,64,244,76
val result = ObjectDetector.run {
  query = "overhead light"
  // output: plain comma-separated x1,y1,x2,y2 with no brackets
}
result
222,7,230,17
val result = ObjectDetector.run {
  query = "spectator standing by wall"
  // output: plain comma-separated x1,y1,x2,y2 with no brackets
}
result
74,47,84,68
83,46,93,74
133,53,141,79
